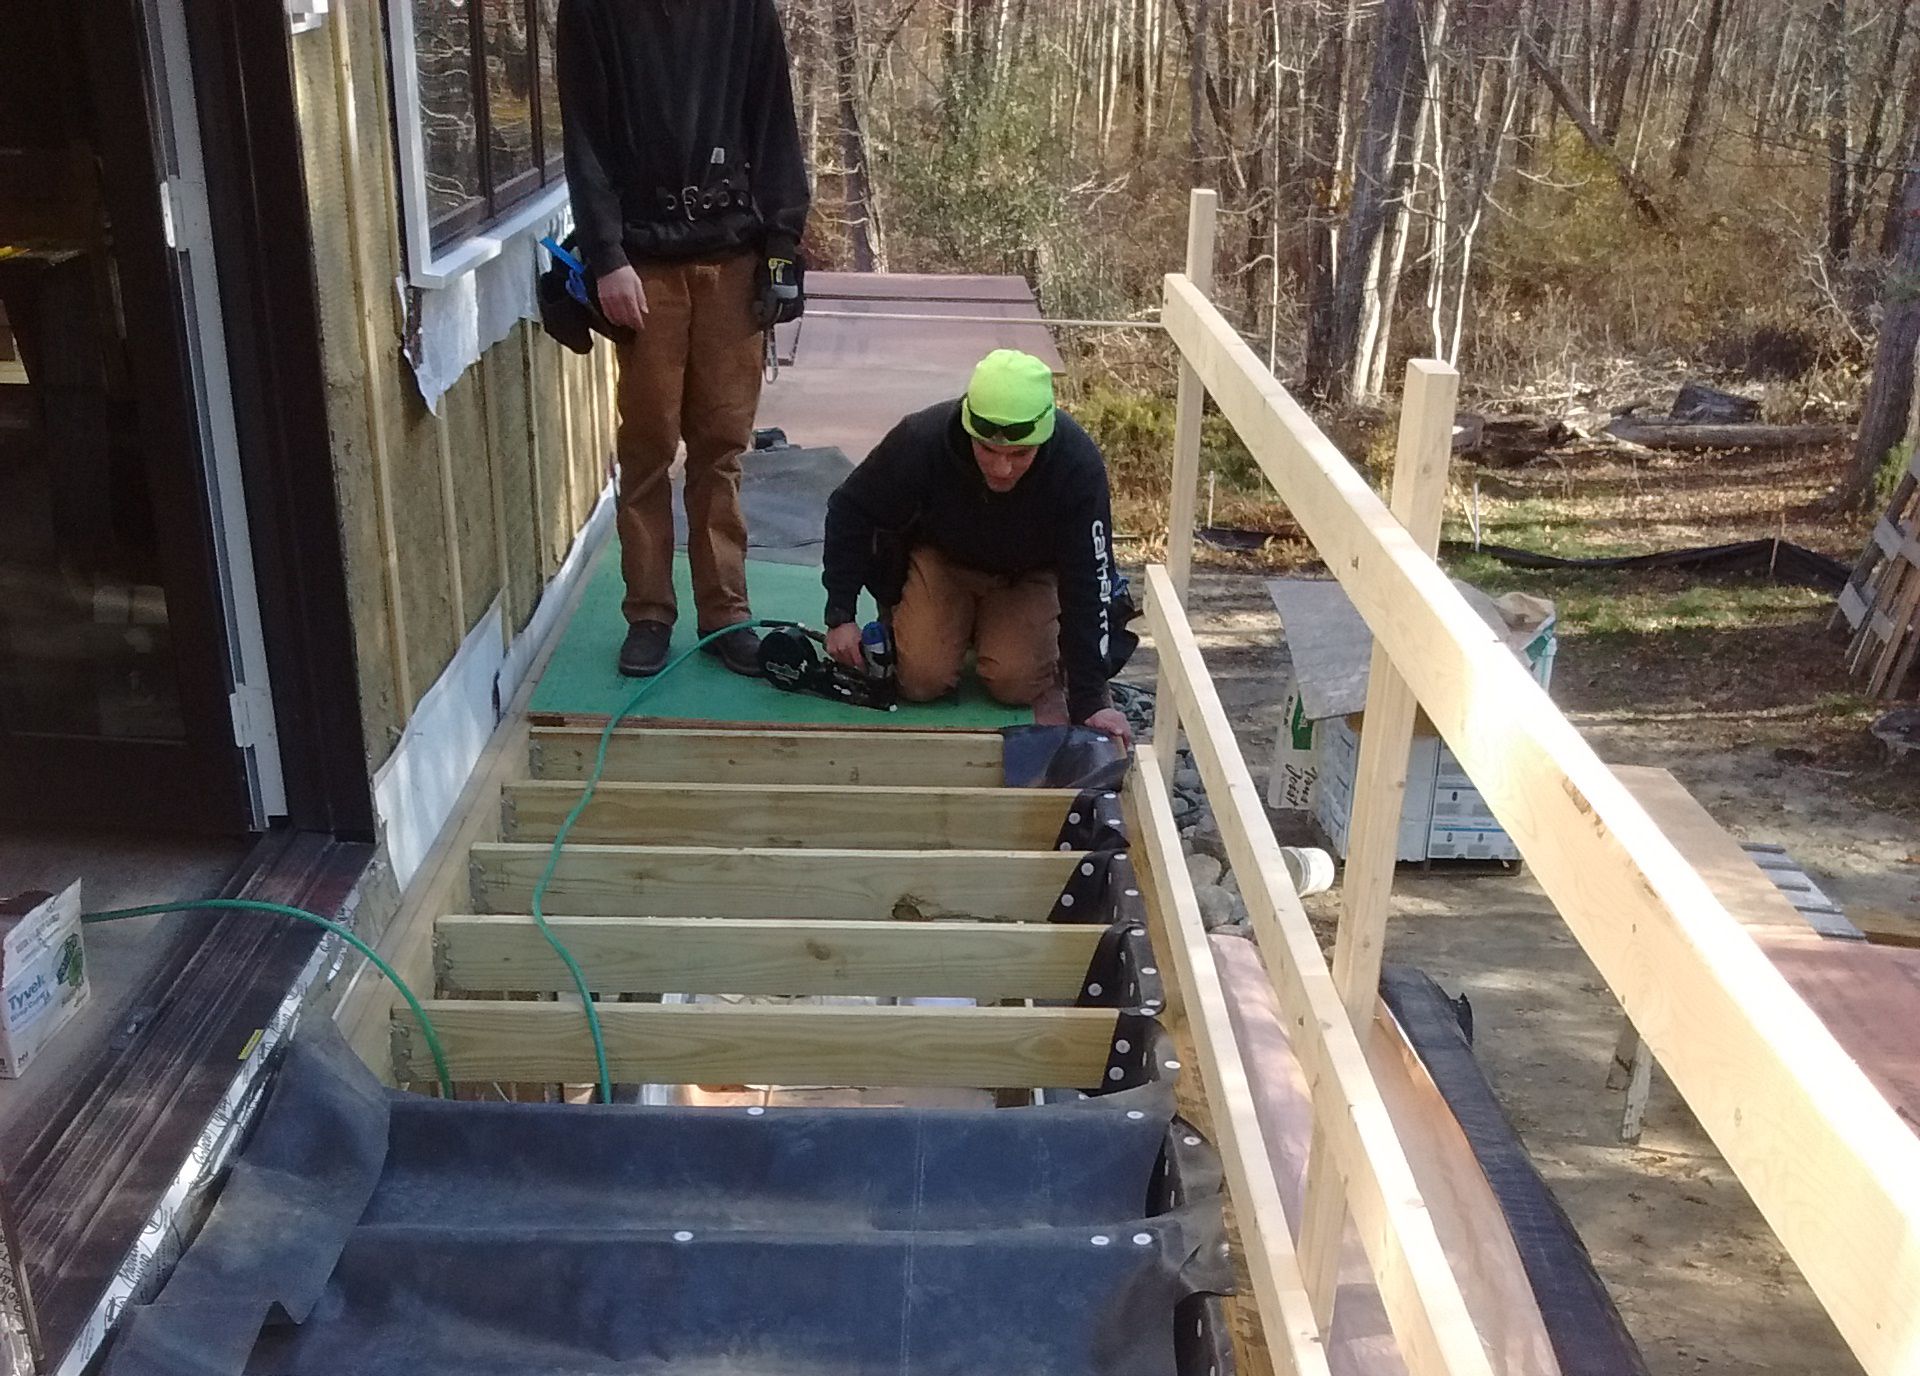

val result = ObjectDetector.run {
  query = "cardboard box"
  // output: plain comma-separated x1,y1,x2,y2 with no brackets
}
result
1266,576,1557,863
1,882,90,1078
1266,681,1322,812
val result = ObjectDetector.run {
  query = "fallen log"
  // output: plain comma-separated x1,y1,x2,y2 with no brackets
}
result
1602,418,1851,450
1454,412,1573,466
1670,381,1762,424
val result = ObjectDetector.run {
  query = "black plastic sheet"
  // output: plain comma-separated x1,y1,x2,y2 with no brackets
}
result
104,1023,1231,1376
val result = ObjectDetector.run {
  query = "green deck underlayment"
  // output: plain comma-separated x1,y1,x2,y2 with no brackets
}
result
530,549,1031,728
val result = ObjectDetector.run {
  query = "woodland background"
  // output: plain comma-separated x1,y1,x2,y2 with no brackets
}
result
777,0,1920,516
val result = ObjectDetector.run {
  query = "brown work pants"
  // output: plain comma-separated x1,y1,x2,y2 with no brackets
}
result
614,252,760,629
892,545,1062,709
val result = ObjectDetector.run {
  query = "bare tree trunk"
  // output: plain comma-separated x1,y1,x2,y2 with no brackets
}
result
1358,0,1446,398
1624,3,1655,174
967,0,993,88
1066,0,1088,159
1449,39,1523,365
1303,4,1349,389
1522,33,1668,226
1823,0,1854,262
831,0,883,271
1585,0,1607,112
1844,126,1920,506
1853,0,1914,235
1598,0,1642,140
1883,41,1920,251
1190,0,1210,180
790,0,823,176
1426,60,1454,360
1671,0,1727,180
1315,0,1420,402
1754,7,1795,152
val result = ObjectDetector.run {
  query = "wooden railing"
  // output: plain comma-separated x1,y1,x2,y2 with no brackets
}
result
1145,191,1920,1376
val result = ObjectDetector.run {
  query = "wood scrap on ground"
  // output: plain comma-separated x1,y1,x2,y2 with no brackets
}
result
1834,453,1920,698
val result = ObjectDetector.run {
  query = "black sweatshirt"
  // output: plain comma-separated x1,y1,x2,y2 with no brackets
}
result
556,0,810,277
824,401,1119,721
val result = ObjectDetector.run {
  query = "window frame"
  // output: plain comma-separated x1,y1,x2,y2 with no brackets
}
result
388,0,569,289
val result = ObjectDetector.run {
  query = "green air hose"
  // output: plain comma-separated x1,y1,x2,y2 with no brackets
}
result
81,897,456,1098
531,620,788,1103
82,620,786,1107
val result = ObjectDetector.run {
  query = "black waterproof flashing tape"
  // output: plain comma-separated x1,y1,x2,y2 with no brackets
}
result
1381,966,1649,1376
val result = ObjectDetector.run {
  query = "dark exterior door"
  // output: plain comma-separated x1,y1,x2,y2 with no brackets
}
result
0,0,252,831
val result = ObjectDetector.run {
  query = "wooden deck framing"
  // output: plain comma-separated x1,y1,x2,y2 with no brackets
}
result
1153,198,1920,1376
326,220,1917,1376
336,717,1126,1096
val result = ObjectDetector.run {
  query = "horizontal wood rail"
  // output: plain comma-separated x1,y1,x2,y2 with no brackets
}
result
391,1001,1119,1088
434,914,1106,1000
1144,566,1494,1376
527,726,1007,787
468,843,1082,921
1159,266,1920,1376
500,780,1078,849
1125,748,1332,1376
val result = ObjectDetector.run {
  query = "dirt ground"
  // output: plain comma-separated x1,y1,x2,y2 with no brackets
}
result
1125,556,1918,1376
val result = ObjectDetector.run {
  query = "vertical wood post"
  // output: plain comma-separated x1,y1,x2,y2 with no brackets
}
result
326,4,412,713
1295,358,1459,1330
1147,567,1183,789
1155,188,1217,787
1165,187,1218,600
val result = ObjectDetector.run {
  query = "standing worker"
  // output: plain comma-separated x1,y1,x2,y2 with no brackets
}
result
821,349,1135,744
558,0,810,677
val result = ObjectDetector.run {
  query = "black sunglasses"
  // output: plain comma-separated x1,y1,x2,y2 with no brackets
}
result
965,399,1050,443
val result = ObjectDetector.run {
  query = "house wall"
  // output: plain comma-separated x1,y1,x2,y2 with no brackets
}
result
284,6,615,770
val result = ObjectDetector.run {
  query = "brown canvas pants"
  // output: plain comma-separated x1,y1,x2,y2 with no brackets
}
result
613,252,760,629
892,545,1061,708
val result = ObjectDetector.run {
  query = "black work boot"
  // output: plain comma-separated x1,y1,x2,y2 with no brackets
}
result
700,625,763,678
618,620,672,677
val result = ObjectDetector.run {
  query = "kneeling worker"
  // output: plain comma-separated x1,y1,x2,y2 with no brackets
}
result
821,349,1133,744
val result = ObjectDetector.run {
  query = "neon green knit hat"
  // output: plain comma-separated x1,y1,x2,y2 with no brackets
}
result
961,349,1056,445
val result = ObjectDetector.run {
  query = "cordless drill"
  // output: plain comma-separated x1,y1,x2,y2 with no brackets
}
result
756,620,897,711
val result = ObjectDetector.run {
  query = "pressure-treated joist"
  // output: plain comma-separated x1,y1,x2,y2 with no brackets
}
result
468,842,1083,921
500,780,1079,849
527,725,1007,786
391,1001,1119,1088
435,914,1107,1000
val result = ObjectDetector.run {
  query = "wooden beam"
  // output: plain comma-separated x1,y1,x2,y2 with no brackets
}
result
528,726,1006,787
501,780,1079,849
1126,748,1334,1376
469,843,1083,921
392,1001,1120,1088
1154,186,1217,792
1300,358,1459,1324
476,351,515,633
325,0,410,712
1145,565,1494,1376
1165,186,1218,601
1163,270,1920,1376
432,396,467,648
435,914,1106,1000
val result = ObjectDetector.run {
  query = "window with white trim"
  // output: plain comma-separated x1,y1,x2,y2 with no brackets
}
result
408,0,564,251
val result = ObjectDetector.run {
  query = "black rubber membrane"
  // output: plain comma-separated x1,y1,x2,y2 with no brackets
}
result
1381,967,1650,1376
